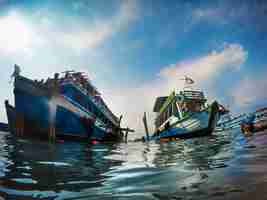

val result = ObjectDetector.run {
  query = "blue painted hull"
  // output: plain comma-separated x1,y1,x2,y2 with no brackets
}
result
0,122,8,132
149,102,220,141
6,75,122,142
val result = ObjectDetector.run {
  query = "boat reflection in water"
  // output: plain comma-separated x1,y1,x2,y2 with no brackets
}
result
0,127,256,200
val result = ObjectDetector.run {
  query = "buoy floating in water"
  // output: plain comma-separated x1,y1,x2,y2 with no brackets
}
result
90,138,99,145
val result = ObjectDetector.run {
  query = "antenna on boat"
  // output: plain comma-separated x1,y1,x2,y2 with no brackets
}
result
117,115,135,142
143,112,150,141
119,115,123,126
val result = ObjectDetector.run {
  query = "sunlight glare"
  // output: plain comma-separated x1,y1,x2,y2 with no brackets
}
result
0,12,35,54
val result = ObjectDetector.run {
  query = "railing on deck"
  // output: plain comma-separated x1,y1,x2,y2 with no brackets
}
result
61,81,119,126
215,109,267,132
182,90,205,101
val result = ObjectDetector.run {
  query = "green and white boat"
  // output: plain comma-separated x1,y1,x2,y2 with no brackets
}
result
144,86,220,141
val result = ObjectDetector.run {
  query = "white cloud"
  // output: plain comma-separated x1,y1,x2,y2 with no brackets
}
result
159,43,247,84
57,0,138,51
231,73,267,108
104,43,247,137
0,0,138,54
0,1,139,123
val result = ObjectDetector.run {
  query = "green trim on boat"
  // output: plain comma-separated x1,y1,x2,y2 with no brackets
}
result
159,91,176,114
172,104,211,126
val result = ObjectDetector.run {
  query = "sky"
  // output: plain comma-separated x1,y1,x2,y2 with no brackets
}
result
0,0,267,137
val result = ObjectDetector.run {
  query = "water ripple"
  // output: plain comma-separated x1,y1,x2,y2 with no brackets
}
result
0,129,267,199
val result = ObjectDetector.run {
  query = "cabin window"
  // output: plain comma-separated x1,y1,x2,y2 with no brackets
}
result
157,118,161,127
172,102,178,116
185,101,202,112
163,111,167,122
166,109,168,120
169,104,173,117
157,116,160,127
165,108,168,120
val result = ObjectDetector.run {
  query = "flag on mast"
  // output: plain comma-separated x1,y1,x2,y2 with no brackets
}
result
181,76,194,84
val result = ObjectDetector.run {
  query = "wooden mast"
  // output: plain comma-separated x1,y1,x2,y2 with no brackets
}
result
143,112,149,140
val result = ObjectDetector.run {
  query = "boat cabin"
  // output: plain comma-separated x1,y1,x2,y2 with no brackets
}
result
153,90,207,129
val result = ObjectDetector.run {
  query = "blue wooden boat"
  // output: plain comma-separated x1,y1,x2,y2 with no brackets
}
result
143,88,221,141
240,107,267,135
5,65,131,142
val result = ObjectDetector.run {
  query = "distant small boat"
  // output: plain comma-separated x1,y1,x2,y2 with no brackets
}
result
241,108,267,135
143,82,221,141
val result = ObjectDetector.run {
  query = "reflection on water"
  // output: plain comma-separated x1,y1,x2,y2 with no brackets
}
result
0,129,267,199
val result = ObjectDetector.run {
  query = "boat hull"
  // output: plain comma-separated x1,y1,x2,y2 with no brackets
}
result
151,102,219,141
5,76,122,142
241,120,267,135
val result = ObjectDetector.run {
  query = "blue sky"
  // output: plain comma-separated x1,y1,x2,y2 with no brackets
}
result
0,0,266,133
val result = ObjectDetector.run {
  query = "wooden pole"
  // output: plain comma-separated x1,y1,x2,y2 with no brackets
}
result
49,124,56,142
125,127,129,143
15,114,18,136
48,100,56,142
143,112,149,141
20,114,24,136
119,115,123,128
15,113,24,136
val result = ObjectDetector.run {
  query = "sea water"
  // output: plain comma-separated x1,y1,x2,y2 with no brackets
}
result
0,129,267,200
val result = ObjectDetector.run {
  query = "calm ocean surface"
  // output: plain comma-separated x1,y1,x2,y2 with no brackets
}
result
0,130,267,200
